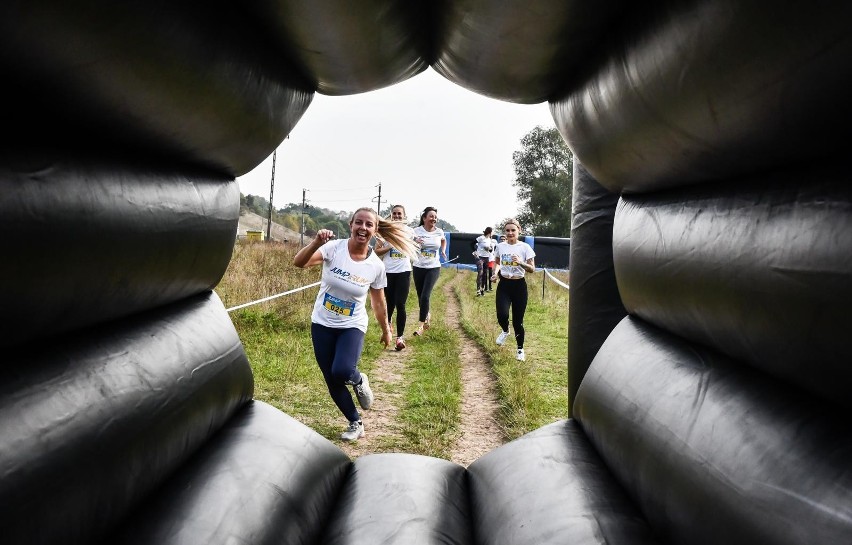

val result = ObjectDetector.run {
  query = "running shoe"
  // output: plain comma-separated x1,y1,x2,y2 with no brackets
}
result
516,348,526,361
395,337,406,351
413,325,425,336
424,312,431,330
496,331,510,345
340,420,364,441
354,372,374,410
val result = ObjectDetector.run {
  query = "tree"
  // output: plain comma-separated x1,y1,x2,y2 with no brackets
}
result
512,126,574,237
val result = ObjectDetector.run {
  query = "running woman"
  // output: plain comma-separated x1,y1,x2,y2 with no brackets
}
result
474,226,495,296
293,207,417,441
374,204,415,351
491,219,536,361
411,206,447,336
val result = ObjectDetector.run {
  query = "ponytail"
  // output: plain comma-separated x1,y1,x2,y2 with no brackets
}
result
377,219,419,260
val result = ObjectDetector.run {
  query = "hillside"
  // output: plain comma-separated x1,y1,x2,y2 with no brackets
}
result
237,210,302,243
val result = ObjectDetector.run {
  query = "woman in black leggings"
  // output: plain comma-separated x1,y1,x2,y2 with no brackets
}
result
473,226,495,296
375,204,414,351
411,207,447,336
491,219,536,361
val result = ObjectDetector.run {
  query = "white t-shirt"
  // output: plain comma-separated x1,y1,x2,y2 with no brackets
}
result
311,239,386,332
412,226,445,269
495,241,536,279
475,234,496,257
381,225,414,274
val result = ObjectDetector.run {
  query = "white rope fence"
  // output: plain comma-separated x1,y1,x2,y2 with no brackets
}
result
543,269,569,290
542,268,569,302
225,281,321,312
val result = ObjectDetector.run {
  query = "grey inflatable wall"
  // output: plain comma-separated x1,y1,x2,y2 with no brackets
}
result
1,1,850,544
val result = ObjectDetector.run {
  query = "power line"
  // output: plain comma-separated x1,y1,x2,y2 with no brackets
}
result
309,184,377,192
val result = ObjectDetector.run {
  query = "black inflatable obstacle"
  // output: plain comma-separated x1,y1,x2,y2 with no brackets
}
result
2,1,851,544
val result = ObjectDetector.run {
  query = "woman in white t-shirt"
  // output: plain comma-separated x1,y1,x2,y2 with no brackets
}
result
490,219,536,362
294,207,417,441
411,206,447,336
374,204,415,351
473,226,495,296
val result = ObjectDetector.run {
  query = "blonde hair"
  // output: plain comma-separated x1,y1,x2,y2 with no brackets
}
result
351,207,419,259
503,218,522,232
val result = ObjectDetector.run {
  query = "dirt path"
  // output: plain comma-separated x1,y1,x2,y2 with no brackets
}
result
444,278,503,466
338,341,407,459
339,274,502,466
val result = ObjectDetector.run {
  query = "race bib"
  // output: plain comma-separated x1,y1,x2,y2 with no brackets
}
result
323,293,356,316
421,248,437,258
501,254,516,266
390,249,405,259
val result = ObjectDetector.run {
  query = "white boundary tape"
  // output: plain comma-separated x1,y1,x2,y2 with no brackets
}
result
544,269,570,290
225,281,321,312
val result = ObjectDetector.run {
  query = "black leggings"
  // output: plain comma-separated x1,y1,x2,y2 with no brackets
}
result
385,271,411,336
412,266,440,322
476,257,490,291
496,276,528,349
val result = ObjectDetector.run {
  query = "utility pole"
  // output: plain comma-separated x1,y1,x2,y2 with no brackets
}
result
266,149,276,242
300,188,307,246
373,182,383,215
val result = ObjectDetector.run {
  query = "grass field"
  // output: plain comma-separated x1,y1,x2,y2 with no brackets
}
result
216,241,570,454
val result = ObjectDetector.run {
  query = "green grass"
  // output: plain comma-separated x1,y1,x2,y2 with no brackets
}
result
396,271,462,458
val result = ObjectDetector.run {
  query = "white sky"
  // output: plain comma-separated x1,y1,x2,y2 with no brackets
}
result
236,68,556,233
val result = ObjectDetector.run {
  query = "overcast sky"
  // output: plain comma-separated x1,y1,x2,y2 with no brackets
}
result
236,68,556,233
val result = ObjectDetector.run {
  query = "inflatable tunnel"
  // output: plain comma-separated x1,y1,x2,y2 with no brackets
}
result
2,1,851,543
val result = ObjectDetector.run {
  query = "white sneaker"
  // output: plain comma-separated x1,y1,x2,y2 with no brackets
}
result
340,420,364,441
496,331,510,345
354,372,374,410
516,348,526,361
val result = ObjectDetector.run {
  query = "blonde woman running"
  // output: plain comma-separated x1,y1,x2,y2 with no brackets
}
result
491,219,536,362
294,207,417,441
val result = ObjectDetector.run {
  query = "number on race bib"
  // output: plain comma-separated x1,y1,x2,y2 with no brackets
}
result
323,293,356,316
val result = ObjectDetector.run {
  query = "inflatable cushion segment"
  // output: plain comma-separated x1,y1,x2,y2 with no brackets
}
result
0,158,239,349
0,291,253,545
0,1,313,176
567,161,625,413
109,401,351,545
613,174,852,410
468,419,660,545
575,317,852,545
551,0,852,193
245,0,430,95
432,0,624,104
320,453,471,545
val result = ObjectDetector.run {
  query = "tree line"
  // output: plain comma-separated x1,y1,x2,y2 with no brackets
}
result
240,197,458,238
242,125,573,238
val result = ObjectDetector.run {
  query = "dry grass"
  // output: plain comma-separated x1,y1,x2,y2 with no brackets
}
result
216,240,319,316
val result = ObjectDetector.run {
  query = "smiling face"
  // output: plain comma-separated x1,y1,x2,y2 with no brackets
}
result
391,206,406,221
423,210,438,229
349,209,378,244
503,222,520,243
